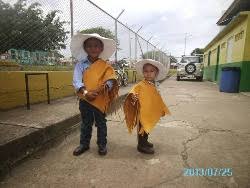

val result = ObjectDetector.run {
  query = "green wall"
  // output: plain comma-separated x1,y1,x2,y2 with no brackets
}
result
204,61,250,92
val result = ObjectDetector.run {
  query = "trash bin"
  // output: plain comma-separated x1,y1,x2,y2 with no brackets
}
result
220,67,241,93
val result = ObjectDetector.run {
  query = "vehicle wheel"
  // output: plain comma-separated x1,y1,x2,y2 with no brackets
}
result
196,76,203,81
177,76,180,81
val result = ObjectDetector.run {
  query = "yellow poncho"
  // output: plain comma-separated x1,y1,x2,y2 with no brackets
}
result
123,80,170,135
77,59,119,113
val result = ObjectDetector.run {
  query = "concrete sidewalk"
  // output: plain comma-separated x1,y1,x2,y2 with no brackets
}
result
0,85,131,177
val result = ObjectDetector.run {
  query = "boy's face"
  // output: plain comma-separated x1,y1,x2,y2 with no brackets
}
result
83,38,104,58
143,63,159,81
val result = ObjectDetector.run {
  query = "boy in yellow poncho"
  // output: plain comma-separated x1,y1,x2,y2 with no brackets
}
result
71,33,119,156
124,59,170,154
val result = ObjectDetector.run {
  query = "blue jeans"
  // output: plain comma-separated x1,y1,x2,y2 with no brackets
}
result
79,100,107,147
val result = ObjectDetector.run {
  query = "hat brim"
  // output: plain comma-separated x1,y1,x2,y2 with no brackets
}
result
70,33,116,61
135,59,167,81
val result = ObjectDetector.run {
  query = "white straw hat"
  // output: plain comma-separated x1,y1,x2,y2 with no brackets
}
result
70,32,116,61
135,59,167,81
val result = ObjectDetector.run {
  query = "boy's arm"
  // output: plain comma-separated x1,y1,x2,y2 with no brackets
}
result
73,62,99,101
73,63,85,92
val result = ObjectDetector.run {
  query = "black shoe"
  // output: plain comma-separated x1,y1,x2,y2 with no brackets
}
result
145,140,154,148
143,134,153,148
73,145,89,156
98,145,107,156
137,145,155,154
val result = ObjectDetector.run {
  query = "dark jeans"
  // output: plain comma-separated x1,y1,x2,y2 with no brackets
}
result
79,100,107,147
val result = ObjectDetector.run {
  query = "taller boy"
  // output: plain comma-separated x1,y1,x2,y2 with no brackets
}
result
71,33,119,156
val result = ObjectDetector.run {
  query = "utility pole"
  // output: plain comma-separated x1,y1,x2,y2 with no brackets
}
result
146,36,153,59
135,26,143,61
70,0,74,38
184,33,192,56
125,23,132,67
115,9,125,62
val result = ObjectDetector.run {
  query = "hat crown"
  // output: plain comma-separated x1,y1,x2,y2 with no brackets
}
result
135,59,167,81
70,32,116,61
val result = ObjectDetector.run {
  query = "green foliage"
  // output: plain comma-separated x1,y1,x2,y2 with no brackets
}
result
191,48,204,56
81,27,115,39
0,0,69,53
80,27,119,46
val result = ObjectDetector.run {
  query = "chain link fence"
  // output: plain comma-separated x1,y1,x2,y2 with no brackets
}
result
0,0,170,72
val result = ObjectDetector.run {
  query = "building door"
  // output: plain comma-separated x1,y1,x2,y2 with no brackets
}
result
215,45,220,81
226,36,233,63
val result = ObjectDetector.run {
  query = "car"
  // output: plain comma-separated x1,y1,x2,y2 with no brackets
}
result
176,55,203,81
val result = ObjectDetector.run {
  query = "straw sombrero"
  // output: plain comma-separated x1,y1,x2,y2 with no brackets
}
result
70,32,116,61
135,59,167,81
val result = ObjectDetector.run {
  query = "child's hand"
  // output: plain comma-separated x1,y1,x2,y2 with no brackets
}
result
95,84,108,94
85,90,98,101
131,93,139,105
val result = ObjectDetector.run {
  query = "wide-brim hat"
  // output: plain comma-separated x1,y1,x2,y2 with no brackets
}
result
135,59,167,81
70,32,116,61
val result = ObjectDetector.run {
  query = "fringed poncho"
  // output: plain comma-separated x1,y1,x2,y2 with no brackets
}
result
123,80,170,135
77,59,119,113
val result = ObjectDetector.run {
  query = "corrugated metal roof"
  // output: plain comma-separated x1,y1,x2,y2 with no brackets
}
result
217,0,250,25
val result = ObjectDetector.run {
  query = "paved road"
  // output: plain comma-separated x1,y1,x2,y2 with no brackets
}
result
1,77,250,188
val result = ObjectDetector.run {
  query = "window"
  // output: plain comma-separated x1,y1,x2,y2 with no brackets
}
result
221,42,226,49
226,36,234,63
235,30,244,42
181,56,200,63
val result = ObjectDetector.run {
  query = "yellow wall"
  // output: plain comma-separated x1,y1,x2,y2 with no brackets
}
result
0,71,74,110
0,70,139,110
204,13,249,66
243,12,250,61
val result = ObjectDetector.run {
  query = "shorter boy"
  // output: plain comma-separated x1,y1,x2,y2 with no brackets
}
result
123,59,170,154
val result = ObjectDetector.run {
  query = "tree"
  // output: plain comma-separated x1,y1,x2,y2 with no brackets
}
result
80,27,119,47
0,0,69,53
191,48,204,56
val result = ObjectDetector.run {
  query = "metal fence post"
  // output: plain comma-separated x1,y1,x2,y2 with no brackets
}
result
135,33,137,61
114,20,119,63
70,0,74,38
115,9,125,63
146,42,148,59
129,29,131,65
